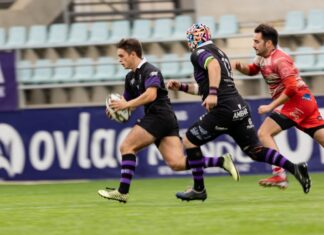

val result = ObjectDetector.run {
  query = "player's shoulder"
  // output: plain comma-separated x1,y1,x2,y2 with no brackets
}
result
272,48,292,63
142,62,161,77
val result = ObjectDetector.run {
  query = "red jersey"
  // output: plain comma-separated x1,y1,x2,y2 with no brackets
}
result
251,48,308,99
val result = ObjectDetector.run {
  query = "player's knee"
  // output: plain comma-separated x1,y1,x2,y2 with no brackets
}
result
244,145,264,161
119,142,134,154
257,128,268,142
182,135,196,149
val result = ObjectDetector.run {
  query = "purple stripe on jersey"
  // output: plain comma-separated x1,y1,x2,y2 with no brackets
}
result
122,160,136,167
121,169,135,175
120,178,131,184
145,76,160,88
265,149,273,162
194,70,205,82
279,158,287,167
198,51,213,68
272,152,279,164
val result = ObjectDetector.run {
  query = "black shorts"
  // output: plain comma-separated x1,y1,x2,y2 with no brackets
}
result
136,109,180,146
186,96,260,151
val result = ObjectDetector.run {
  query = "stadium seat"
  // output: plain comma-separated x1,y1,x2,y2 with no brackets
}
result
305,9,324,32
72,58,94,82
197,16,217,37
93,56,116,81
131,19,152,41
145,54,160,67
171,15,193,39
160,54,181,79
48,23,68,44
18,60,33,84
114,64,129,80
31,59,53,83
6,26,27,47
178,53,192,77
0,28,6,46
89,22,110,43
68,23,89,44
282,11,305,33
294,47,316,71
108,20,131,42
152,18,174,40
217,15,238,36
27,25,47,46
314,46,324,71
52,58,74,83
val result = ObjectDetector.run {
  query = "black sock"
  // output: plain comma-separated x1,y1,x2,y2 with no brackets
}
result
118,153,136,194
252,147,295,174
185,156,224,169
186,147,205,191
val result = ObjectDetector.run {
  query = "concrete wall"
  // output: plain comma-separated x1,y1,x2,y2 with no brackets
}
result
194,0,324,23
0,0,72,27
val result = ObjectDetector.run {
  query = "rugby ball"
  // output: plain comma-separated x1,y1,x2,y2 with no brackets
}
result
105,93,131,123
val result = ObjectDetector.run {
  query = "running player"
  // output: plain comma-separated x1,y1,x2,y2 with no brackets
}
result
167,23,311,201
232,24,324,189
97,38,239,203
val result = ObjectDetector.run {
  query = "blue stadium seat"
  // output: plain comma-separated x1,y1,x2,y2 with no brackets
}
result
114,64,129,80
18,60,33,84
31,59,53,83
160,54,181,79
178,53,192,77
152,18,174,40
89,22,110,43
72,58,94,82
93,57,116,81
48,24,68,44
217,15,238,36
197,16,217,37
171,15,193,39
6,26,27,47
314,46,324,71
282,11,305,33
108,20,130,42
68,23,89,44
305,9,324,32
131,19,152,41
52,58,74,83
0,28,6,46
145,54,160,67
294,47,316,71
27,25,47,46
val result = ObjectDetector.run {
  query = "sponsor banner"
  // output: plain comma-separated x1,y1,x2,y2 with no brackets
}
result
0,97,323,181
0,51,18,111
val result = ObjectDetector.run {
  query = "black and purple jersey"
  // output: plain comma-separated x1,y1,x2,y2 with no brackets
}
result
190,41,239,101
123,61,172,114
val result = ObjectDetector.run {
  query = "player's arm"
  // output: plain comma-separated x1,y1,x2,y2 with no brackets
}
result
202,58,220,112
111,87,157,111
258,59,297,114
232,61,260,76
166,80,199,95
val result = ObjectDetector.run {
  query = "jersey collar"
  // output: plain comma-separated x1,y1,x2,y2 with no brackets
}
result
197,40,213,48
137,57,147,69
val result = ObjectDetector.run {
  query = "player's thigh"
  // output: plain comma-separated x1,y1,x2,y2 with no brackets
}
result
121,124,155,153
259,116,283,137
313,127,324,147
158,136,186,170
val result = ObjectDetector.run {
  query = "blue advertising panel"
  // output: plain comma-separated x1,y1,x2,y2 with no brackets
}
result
0,97,323,181
0,51,18,111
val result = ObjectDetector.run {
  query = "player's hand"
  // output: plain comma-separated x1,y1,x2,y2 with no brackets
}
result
258,104,272,115
231,61,242,71
166,80,181,91
110,97,129,111
202,94,218,112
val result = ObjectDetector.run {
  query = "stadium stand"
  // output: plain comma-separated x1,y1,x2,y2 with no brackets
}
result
27,25,48,46
282,11,305,33
6,26,27,47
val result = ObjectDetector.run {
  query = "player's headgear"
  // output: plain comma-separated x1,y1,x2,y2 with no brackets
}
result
186,23,211,50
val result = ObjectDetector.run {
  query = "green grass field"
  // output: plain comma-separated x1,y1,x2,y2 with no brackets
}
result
0,173,323,235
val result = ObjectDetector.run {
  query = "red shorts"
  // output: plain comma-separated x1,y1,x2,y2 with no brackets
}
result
274,89,324,131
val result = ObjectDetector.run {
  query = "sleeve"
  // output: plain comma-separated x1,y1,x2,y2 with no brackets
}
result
144,71,161,89
247,56,261,75
276,58,298,97
194,49,214,69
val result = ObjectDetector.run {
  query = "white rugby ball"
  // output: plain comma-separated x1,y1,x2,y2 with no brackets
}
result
105,93,131,123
